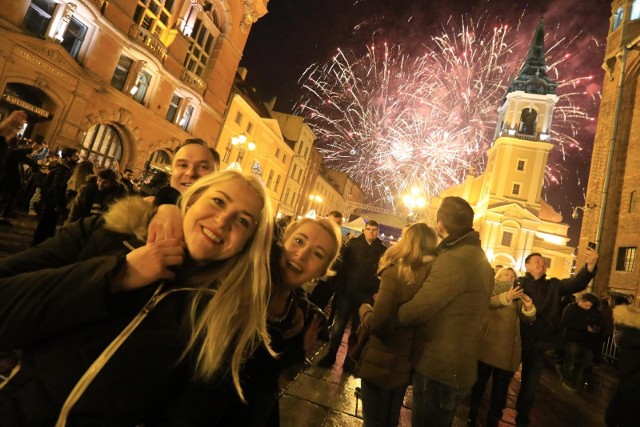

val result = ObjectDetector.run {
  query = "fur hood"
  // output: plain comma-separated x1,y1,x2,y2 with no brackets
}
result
613,304,640,330
103,196,156,242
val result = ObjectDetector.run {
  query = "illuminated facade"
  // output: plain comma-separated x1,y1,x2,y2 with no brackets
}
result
580,0,640,298
433,20,575,277
0,0,267,173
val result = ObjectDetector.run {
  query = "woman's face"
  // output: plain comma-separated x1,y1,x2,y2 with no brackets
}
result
183,178,262,263
499,269,517,283
280,222,335,288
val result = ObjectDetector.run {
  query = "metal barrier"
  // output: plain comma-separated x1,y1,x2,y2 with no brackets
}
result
601,330,619,362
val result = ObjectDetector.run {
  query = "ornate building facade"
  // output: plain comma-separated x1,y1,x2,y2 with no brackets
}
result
580,0,640,299
0,0,267,174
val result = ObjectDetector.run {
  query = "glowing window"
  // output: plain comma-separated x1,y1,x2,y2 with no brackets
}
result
612,7,624,31
81,124,124,169
616,247,637,271
632,1,640,20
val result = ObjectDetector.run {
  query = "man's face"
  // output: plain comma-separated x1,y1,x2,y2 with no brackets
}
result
525,255,547,279
329,215,342,226
124,171,134,180
97,177,112,191
577,299,593,310
363,224,379,243
170,144,217,193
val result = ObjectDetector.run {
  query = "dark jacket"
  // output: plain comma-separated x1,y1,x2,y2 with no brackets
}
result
0,198,234,426
40,160,73,214
561,302,602,346
398,230,494,390
518,265,596,350
359,260,434,389
337,233,387,296
0,145,38,188
66,175,128,223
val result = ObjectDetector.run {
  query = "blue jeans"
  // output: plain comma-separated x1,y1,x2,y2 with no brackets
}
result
326,291,372,359
361,379,407,427
515,346,546,426
411,372,469,427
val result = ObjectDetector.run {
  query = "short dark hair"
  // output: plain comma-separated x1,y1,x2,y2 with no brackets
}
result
60,147,78,159
437,196,474,236
97,168,118,182
366,220,379,228
178,138,220,167
124,168,133,174
525,253,543,264
329,211,343,219
579,292,601,308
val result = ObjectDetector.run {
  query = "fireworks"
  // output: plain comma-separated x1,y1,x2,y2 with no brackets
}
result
296,12,600,207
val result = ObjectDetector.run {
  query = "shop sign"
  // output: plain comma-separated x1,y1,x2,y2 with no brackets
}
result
1,94,50,118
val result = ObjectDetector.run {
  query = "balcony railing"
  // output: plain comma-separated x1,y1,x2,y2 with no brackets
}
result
128,25,168,63
180,69,207,93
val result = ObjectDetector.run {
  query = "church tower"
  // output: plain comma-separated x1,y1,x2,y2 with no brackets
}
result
483,19,559,214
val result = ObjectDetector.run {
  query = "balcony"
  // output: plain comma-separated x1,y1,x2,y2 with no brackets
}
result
128,25,168,63
180,69,207,93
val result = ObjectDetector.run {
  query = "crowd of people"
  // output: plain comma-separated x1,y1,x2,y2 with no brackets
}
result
0,109,638,427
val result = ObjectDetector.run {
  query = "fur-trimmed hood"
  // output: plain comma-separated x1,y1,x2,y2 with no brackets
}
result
103,196,156,242
613,304,640,330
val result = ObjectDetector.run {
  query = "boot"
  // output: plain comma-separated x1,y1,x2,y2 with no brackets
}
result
317,350,337,368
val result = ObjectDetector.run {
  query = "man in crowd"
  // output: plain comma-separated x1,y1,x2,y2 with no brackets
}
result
121,168,138,195
398,196,494,427
66,168,128,223
515,249,598,427
318,219,386,371
32,147,78,245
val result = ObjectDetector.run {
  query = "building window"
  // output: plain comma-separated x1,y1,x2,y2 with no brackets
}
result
80,124,124,169
303,147,309,158
284,188,290,205
182,5,221,77
517,160,526,171
24,0,57,39
234,111,243,125
222,141,232,163
282,154,287,164
612,7,624,31
616,247,637,271
275,148,281,159
291,164,297,179
543,257,552,269
633,1,640,20
274,175,281,192
512,183,521,195
60,17,87,59
147,149,171,170
518,108,537,135
111,55,133,91
501,231,513,247
297,169,302,180
166,94,181,122
133,0,175,38
179,104,194,131
266,170,274,188
246,122,254,135
630,190,638,213
132,70,152,103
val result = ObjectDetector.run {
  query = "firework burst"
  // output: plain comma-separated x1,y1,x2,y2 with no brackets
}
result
296,12,599,207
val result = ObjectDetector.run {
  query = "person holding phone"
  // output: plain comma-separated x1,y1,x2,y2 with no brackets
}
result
514,246,599,427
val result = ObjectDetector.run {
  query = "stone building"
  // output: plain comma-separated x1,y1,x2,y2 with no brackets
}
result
432,20,575,277
0,0,267,174
580,0,640,299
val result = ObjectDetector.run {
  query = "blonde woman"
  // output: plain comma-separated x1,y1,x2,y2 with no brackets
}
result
357,222,439,427
0,170,273,425
467,267,535,427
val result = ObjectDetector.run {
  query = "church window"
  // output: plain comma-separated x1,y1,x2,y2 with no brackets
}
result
80,124,124,169
518,108,537,135
512,183,521,195
630,190,638,213
517,160,526,171
632,1,640,21
501,231,513,247
616,247,637,271
612,7,624,31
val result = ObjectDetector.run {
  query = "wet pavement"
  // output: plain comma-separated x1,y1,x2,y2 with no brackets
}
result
0,210,619,426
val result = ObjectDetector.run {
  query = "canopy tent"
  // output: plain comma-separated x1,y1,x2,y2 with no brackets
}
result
342,216,367,232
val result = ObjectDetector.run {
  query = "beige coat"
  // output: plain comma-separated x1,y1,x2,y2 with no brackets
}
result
477,292,536,372
358,261,434,389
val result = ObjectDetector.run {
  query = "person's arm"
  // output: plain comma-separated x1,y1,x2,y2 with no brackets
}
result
397,253,465,326
558,247,598,295
0,111,27,140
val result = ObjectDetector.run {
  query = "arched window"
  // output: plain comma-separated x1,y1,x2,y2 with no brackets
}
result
612,7,624,31
632,1,640,20
518,108,537,135
183,3,222,77
147,149,171,170
81,124,124,169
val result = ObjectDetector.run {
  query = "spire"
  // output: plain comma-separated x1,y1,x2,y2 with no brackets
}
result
508,19,558,95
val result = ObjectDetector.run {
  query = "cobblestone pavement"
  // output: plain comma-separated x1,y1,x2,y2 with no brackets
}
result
0,210,619,426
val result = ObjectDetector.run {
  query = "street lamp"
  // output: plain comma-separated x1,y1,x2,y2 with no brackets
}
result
230,134,255,170
402,186,426,222
306,194,323,218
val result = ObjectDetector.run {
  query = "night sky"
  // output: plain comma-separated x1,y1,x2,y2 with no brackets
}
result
240,0,613,244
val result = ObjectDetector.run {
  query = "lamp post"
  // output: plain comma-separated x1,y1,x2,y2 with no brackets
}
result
306,194,323,218
402,186,426,223
230,134,255,171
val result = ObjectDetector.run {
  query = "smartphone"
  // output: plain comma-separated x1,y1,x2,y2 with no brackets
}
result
588,241,596,250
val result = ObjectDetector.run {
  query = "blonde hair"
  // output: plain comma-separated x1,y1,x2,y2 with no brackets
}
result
178,170,274,400
495,267,517,282
378,222,438,284
281,218,342,277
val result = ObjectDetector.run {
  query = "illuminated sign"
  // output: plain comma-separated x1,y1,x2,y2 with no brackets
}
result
1,94,50,118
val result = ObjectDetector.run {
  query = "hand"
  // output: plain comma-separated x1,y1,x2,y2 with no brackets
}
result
506,285,524,302
0,111,27,139
303,314,323,357
521,293,533,311
147,204,183,244
112,239,184,292
585,246,599,272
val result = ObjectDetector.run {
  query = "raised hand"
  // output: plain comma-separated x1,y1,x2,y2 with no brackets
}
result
506,285,524,302
585,246,599,272
147,204,184,244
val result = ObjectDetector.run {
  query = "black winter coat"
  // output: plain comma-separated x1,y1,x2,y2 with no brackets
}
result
0,215,235,426
518,265,596,350
561,302,602,346
66,176,128,223
337,234,387,296
41,161,73,213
